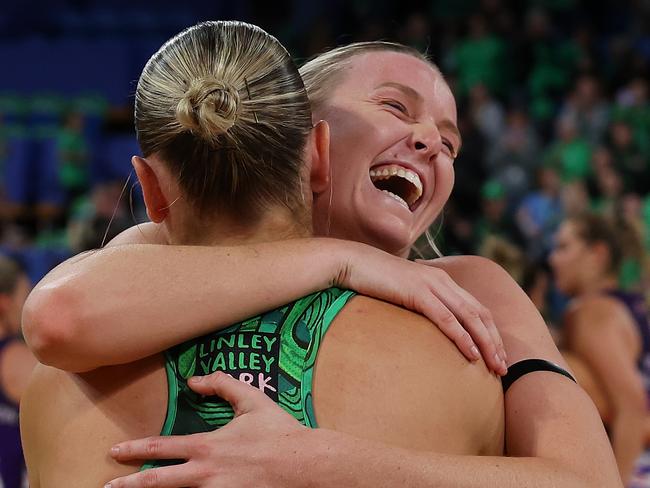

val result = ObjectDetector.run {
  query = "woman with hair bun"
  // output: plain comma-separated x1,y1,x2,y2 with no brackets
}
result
20,21,508,487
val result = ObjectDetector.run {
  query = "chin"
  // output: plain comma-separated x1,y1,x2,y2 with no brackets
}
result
554,280,575,297
360,219,414,256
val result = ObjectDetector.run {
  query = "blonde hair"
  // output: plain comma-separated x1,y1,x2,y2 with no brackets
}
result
300,41,438,115
300,41,445,257
135,21,312,220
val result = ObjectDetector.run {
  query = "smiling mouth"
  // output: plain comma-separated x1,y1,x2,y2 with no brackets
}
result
369,164,423,210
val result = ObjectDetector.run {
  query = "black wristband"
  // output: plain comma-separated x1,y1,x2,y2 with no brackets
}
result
502,358,576,393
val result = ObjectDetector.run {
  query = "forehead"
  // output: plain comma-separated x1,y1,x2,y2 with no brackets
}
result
333,51,456,118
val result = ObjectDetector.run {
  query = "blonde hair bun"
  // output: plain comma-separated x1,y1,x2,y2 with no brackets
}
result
176,77,241,141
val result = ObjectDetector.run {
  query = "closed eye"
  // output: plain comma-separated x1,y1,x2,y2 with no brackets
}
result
383,99,409,116
442,139,457,158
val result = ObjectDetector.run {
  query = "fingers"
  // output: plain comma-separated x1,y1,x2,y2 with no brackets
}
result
105,464,196,488
454,287,507,375
417,296,482,363
110,435,198,462
482,310,508,366
187,371,273,416
414,264,507,375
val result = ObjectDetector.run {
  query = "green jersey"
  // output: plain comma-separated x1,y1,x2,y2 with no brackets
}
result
143,287,356,470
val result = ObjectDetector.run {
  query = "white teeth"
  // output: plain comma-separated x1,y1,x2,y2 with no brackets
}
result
369,165,423,201
381,190,409,208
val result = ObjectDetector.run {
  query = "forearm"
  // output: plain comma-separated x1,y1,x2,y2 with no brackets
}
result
23,238,356,371
302,429,598,488
611,410,646,485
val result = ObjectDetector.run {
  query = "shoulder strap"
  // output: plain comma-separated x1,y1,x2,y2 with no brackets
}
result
301,289,356,427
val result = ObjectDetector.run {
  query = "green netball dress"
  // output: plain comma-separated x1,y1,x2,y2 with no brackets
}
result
142,287,356,470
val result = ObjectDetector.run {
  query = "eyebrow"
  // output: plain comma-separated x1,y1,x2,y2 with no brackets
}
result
375,82,462,154
375,82,423,102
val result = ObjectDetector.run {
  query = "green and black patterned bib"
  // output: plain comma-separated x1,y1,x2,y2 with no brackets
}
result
142,287,355,470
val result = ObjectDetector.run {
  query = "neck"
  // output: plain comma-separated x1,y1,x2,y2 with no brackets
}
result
577,274,618,296
170,206,312,247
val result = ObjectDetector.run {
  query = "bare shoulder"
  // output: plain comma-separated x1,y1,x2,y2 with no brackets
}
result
106,221,167,247
567,295,630,330
21,357,168,487
313,295,504,454
432,255,566,367
431,255,520,302
565,295,638,353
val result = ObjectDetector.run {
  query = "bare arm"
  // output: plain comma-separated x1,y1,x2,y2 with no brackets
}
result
107,257,622,488
108,369,620,488
567,298,647,485
434,256,620,484
23,224,352,372
23,224,505,373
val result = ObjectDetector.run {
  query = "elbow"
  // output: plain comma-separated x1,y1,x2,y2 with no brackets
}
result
22,284,83,370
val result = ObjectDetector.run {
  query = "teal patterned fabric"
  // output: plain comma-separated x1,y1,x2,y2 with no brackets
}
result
142,287,355,470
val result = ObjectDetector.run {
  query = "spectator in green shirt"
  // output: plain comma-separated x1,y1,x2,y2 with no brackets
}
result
450,14,509,97
56,111,89,205
543,116,593,182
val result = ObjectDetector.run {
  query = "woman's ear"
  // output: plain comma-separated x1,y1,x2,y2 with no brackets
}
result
131,156,169,223
309,120,331,195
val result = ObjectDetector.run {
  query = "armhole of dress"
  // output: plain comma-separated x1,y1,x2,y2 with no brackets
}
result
160,350,179,435
139,351,179,471
301,290,357,428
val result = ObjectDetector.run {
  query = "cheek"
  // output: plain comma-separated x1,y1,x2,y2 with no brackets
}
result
556,250,573,266
556,251,581,277
425,159,455,217
412,168,454,239
437,160,455,200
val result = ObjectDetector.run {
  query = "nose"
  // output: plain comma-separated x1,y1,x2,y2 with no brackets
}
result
410,120,442,159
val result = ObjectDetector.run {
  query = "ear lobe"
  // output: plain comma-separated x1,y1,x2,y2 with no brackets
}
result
310,120,331,195
132,156,169,223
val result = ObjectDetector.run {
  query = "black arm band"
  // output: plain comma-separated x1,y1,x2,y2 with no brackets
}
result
501,358,576,393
